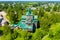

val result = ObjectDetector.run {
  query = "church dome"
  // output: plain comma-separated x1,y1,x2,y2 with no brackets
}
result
26,8,33,15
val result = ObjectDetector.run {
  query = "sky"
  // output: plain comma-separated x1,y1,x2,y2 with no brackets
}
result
0,0,60,1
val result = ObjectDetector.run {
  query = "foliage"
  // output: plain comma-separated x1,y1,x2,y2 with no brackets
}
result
49,23,60,40
0,2,60,40
31,28,47,40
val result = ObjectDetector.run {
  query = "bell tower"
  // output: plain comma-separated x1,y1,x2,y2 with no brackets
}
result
26,8,33,23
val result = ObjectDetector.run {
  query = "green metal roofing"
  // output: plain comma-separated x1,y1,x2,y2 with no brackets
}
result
21,20,26,22
33,20,38,22
34,15,38,19
26,12,33,15
21,15,26,20
11,24,17,28
17,21,33,29
26,8,33,15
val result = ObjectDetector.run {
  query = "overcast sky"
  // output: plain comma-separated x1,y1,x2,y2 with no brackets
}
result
0,0,60,1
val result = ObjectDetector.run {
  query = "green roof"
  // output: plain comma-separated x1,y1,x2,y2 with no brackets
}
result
33,20,38,22
34,15,38,19
26,8,33,15
17,21,33,29
22,15,26,20
26,12,33,15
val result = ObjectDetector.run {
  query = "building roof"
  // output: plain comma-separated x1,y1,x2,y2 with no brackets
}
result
26,8,33,15
17,21,33,29
34,15,38,19
21,15,26,20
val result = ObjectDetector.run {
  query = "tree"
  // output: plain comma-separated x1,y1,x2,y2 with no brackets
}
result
45,5,51,12
49,23,60,40
1,25,11,35
16,29,32,40
31,28,46,40
15,37,24,40
42,35,51,40
0,33,12,40
39,7,45,17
